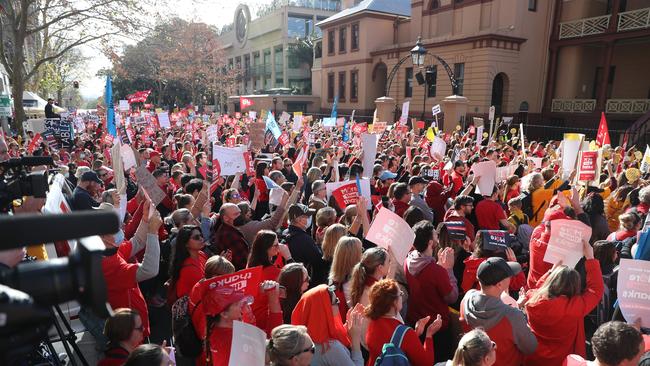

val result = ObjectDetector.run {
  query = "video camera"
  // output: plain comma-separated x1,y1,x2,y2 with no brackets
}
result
0,156,53,213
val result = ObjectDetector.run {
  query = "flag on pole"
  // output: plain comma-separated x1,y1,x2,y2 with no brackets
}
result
331,96,338,119
240,96,254,110
595,112,611,147
105,75,116,137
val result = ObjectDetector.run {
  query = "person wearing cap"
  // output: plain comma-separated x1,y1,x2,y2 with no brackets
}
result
405,221,458,362
376,170,397,196
284,203,326,288
459,256,536,366
203,281,283,366
409,176,434,222
523,239,604,366
71,170,103,210
146,150,161,173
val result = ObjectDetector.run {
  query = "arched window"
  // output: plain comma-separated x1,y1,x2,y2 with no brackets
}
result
430,0,440,9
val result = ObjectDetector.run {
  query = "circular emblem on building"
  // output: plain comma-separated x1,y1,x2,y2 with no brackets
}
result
234,4,251,48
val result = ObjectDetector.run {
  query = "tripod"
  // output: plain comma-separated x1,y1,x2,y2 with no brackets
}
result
42,304,89,366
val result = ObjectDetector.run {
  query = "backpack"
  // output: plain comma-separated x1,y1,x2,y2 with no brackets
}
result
517,191,534,220
374,324,411,366
171,295,202,358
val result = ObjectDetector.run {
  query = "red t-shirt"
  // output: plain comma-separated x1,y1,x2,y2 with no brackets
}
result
251,264,282,334
366,317,434,366
101,241,150,337
176,251,208,298
404,257,454,330
475,199,507,230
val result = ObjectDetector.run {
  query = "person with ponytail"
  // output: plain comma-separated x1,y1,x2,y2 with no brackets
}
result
435,329,496,366
267,325,315,366
348,247,394,308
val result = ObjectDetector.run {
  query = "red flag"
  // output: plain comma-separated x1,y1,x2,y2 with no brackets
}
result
617,132,628,174
595,112,611,147
240,97,254,110
126,90,151,103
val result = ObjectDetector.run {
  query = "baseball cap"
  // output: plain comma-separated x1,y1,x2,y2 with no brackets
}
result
75,166,91,179
408,176,427,186
203,286,253,316
288,203,316,221
80,171,103,184
476,257,522,286
379,170,398,181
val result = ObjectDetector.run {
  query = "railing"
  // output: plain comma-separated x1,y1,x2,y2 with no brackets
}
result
559,14,610,39
606,99,650,114
551,99,597,113
618,7,650,31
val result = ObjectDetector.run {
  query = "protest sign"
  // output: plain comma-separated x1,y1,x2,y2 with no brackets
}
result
530,157,543,170
617,259,650,328
135,165,166,206
471,160,497,195
480,230,513,252
476,126,484,146
279,111,291,125
432,104,441,115
248,111,257,120
277,131,290,146
206,125,218,142
444,221,466,240
366,207,416,264
578,150,600,182
292,112,302,131
229,321,266,366
352,123,368,135
430,136,446,159
120,144,137,170
26,133,42,154
399,101,410,124
118,100,129,111
157,112,170,129
326,178,372,209
203,266,263,298
361,133,379,178
336,117,345,127
543,219,591,268
213,146,247,176
249,123,266,149
269,188,285,206
496,166,510,182
640,145,650,173
323,117,336,128
562,133,584,180
292,146,308,177
265,112,282,139
373,122,387,134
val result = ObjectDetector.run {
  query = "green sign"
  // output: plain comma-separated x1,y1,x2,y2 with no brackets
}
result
0,95,10,117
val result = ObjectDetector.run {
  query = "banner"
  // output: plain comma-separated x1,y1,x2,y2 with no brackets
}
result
471,160,497,196
366,207,416,264
202,266,263,299
562,133,584,180
361,133,379,178
240,96,254,110
326,178,372,209
213,146,247,176
229,321,266,366
480,230,514,252
578,150,600,182
126,90,151,104
617,259,650,328
543,219,592,268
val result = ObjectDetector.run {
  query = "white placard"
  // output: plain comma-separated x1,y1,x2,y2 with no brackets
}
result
249,111,257,120
432,104,441,115
361,133,379,179
543,219,592,268
228,321,266,366
213,145,247,176
471,160,497,196
206,125,218,142
476,126,484,147
157,112,170,129
430,136,446,159
617,259,650,328
118,100,129,111
269,188,285,206
120,144,137,171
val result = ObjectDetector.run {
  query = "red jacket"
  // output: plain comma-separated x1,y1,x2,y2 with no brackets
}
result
425,181,452,225
176,252,207,298
392,199,409,218
524,259,604,366
251,264,281,335
527,209,571,289
366,317,434,366
461,256,526,293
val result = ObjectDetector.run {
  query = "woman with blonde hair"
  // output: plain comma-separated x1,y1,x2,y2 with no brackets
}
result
435,329,496,366
267,325,315,366
523,239,604,366
328,236,363,320
322,224,348,263
606,211,641,241
349,247,394,308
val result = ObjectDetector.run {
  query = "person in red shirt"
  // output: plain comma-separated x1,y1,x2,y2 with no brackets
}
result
204,283,283,366
98,308,144,366
391,183,410,218
253,161,270,219
168,225,207,301
146,150,161,173
376,170,397,197
246,230,293,332
444,195,476,242
606,212,641,241
100,202,162,338
405,221,458,362
475,186,515,233
449,161,467,196
524,240,604,366
365,279,440,366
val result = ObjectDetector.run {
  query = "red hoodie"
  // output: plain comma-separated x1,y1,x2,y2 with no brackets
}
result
527,209,571,289
524,259,604,366
461,256,526,293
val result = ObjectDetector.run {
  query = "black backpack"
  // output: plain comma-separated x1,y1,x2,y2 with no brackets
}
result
171,296,202,358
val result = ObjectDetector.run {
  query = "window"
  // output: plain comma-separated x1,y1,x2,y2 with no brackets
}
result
328,30,335,54
454,63,465,96
274,45,284,84
426,66,437,98
405,67,413,98
288,16,313,38
338,71,346,101
339,26,346,53
350,70,359,101
528,0,536,11
328,73,335,101
430,0,440,9
351,23,359,51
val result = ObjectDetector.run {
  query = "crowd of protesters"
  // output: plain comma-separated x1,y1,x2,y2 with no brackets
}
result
0,107,649,366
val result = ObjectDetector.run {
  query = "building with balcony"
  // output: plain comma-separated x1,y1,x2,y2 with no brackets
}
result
544,0,650,145
217,0,342,108
314,0,555,125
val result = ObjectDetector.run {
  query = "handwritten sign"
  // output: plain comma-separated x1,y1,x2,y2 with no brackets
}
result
213,146,246,176
366,207,416,264
543,219,592,268
134,165,166,206
617,259,650,328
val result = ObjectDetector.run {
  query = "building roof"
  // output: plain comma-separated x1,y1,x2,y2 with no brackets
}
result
317,0,410,27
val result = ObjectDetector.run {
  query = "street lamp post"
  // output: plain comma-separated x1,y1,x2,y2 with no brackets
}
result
272,97,278,116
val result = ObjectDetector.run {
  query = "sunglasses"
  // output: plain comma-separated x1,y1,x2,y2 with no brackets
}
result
291,344,315,358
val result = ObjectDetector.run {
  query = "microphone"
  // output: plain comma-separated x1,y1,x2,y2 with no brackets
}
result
0,211,120,249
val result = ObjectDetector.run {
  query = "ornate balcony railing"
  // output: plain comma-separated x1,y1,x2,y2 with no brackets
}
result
606,99,650,114
618,7,650,32
559,14,610,39
551,99,597,113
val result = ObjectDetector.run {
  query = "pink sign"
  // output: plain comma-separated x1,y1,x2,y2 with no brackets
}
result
366,207,416,264
617,258,650,328
543,219,592,268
